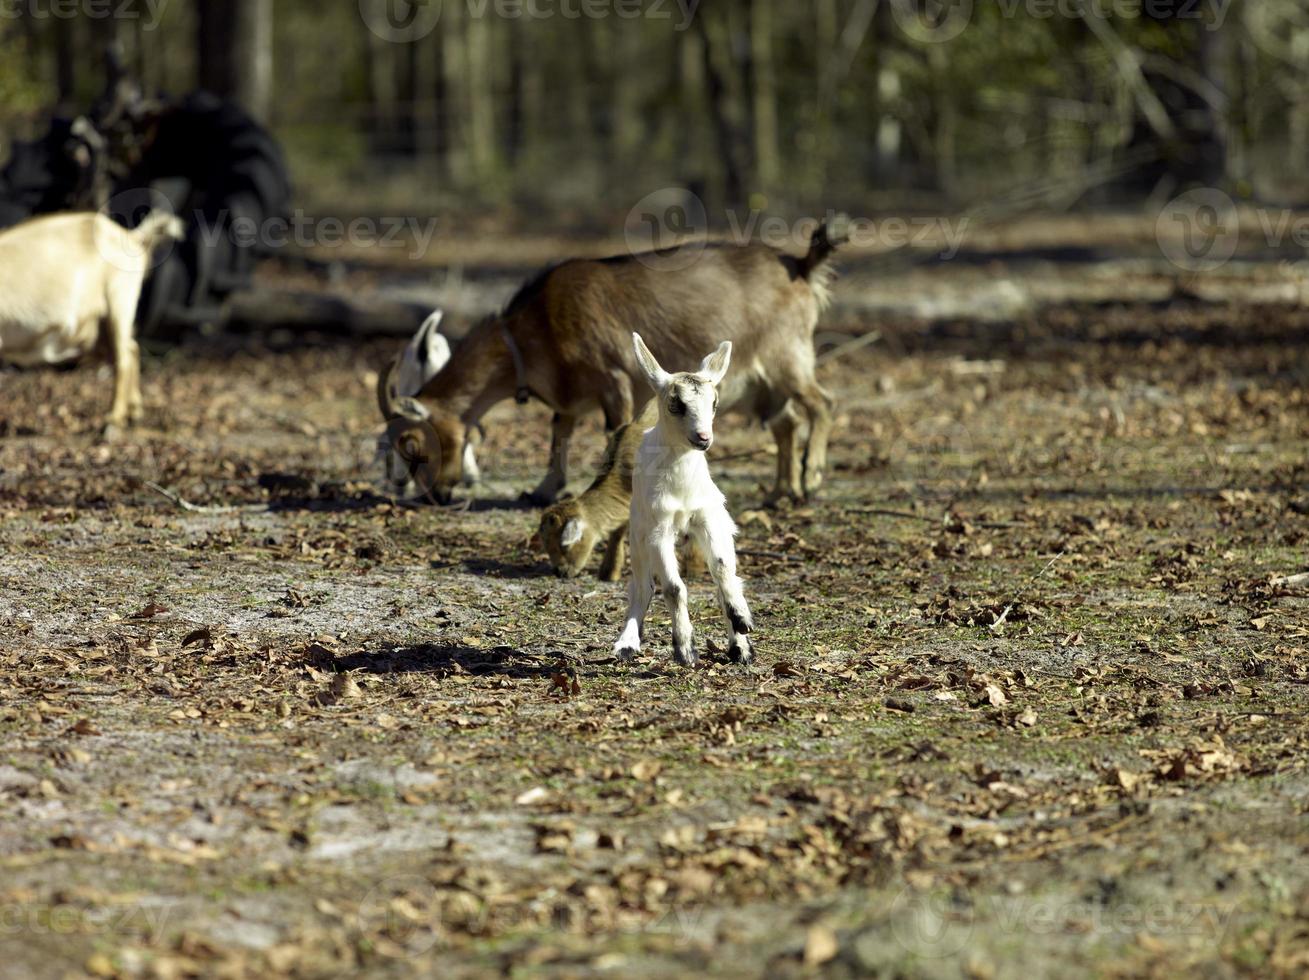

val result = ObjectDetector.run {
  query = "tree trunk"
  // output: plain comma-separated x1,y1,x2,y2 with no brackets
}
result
196,0,273,121
694,12,747,209
749,0,779,191
466,10,497,180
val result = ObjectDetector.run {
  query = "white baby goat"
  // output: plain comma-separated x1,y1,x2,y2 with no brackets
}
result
613,333,754,668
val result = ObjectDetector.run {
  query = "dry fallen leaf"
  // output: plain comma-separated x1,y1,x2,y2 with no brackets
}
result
631,760,663,782
515,786,551,807
804,924,839,966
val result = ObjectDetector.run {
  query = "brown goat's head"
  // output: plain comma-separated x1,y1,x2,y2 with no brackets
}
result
539,500,602,578
376,360,467,503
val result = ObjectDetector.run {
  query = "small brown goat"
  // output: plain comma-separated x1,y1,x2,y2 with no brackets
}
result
539,404,652,580
377,219,845,505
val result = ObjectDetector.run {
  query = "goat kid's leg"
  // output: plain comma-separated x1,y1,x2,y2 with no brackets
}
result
613,552,653,661
527,412,577,504
598,524,628,582
651,534,696,667
765,401,804,506
691,509,755,666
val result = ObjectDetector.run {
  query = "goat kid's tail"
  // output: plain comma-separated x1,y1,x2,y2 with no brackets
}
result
799,213,850,280
131,210,186,252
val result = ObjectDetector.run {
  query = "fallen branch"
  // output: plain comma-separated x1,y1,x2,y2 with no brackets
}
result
848,507,1027,530
737,549,805,564
991,551,1065,633
817,329,882,365
145,481,245,515
1270,571,1309,587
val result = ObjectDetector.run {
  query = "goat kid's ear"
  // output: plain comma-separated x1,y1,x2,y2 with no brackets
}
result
698,340,732,384
560,518,584,547
632,333,670,391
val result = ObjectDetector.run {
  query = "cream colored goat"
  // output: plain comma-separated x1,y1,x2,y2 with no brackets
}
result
0,211,183,436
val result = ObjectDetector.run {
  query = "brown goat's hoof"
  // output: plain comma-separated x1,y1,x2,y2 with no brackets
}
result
762,491,799,512
520,489,558,507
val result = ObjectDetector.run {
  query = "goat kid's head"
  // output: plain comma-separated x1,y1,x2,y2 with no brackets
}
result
376,358,469,503
538,500,599,578
632,333,731,452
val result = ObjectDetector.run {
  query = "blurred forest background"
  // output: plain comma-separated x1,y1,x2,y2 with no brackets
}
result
1,0,1309,227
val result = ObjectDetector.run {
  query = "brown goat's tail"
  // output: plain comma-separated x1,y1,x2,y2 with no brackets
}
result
130,210,185,252
800,213,849,310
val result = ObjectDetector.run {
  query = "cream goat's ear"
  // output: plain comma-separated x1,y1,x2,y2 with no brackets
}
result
698,341,732,384
632,333,670,391
560,518,584,548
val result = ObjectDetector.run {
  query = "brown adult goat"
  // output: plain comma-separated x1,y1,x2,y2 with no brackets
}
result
376,219,844,504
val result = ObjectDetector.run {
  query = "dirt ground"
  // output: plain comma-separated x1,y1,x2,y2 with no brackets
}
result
2,266,1308,978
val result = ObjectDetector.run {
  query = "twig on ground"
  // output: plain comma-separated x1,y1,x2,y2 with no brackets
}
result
714,446,770,464
991,551,1065,632
1270,571,1309,587
849,507,1027,530
817,330,882,365
145,481,245,514
737,549,805,563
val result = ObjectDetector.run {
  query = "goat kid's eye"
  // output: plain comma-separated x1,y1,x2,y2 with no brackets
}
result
669,396,685,416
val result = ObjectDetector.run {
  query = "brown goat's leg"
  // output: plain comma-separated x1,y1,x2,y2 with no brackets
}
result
600,374,635,429
796,383,836,497
765,403,804,505
598,524,628,581
526,411,577,504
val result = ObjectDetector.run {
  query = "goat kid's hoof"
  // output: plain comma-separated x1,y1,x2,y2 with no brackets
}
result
728,634,754,666
100,422,126,443
615,646,640,664
672,640,698,668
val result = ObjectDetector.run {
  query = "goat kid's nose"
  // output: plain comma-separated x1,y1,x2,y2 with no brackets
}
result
692,430,712,449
